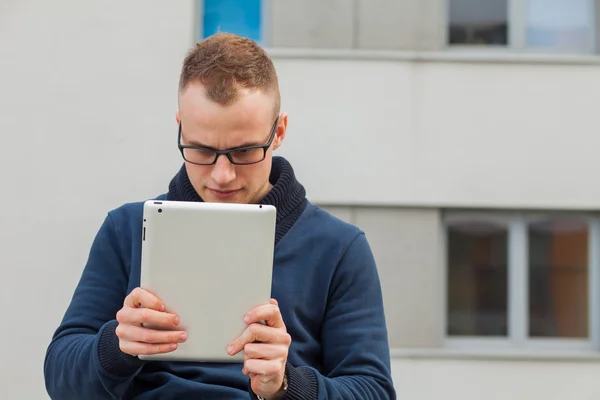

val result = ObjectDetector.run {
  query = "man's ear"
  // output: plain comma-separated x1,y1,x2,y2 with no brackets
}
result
175,109,180,125
272,113,288,151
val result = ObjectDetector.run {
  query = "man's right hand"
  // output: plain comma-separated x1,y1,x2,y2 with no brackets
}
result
115,287,187,357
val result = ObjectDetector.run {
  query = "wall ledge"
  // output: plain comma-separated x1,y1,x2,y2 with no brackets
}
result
266,47,600,66
391,347,600,363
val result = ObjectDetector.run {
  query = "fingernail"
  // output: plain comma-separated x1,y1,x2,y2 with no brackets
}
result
180,333,187,342
227,344,234,354
244,315,250,323
170,344,177,350
173,316,179,326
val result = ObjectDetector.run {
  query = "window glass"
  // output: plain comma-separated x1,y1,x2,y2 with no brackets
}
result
528,218,589,338
448,0,509,45
526,0,594,52
447,220,508,336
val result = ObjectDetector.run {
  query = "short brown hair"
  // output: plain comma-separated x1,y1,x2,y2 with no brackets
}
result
179,33,280,116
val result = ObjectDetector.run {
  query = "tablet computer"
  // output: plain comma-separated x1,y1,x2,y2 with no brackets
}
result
138,200,276,362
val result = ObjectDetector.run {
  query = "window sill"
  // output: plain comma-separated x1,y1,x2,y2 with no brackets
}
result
266,47,600,66
391,347,600,363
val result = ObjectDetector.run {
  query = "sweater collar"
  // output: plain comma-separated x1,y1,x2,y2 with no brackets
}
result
166,156,307,244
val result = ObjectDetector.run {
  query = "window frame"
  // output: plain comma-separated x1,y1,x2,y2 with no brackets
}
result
444,0,597,54
442,210,600,352
195,0,272,46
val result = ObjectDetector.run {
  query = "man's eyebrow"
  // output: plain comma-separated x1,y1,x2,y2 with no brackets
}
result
231,139,264,148
184,138,212,148
183,138,263,149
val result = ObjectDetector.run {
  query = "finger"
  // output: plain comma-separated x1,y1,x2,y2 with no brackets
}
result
228,324,279,356
270,298,278,306
244,358,281,377
243,343,286,360
115,324,187,344
242,368,258,379
125,287,164,311
119,340,179,357
242,367,259,379
117,306,179,327
244,304,284,329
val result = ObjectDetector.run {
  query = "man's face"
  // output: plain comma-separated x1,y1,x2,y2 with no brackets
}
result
176,82,287,204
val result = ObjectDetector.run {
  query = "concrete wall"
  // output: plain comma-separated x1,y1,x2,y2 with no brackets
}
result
0,1,194,398
269,0,356,49
267,0,446,50
356,0,446,50
273,52,600,210
391,356,600,400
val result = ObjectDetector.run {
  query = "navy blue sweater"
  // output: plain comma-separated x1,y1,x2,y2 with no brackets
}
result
44,157,396,399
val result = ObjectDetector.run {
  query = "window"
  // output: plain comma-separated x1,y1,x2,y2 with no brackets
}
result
528,218,589,338
447,0,596,53
445,212,600,350
199,0,265,44
449,0,509,46
447,218,508,336
526,0,594,53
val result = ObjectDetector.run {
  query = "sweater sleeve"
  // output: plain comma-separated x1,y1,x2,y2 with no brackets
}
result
44,212,145,399
251,232,396,400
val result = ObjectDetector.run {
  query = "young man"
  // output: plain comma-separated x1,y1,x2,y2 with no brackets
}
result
44,33,396,400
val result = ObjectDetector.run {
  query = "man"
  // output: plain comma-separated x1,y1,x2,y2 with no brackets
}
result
44,33,396,400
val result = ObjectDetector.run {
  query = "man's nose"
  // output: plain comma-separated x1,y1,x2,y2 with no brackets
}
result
210,155,236,185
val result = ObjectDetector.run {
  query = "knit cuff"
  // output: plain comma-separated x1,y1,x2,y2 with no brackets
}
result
97,320,145,377
250,362,319,400
282,363,318,399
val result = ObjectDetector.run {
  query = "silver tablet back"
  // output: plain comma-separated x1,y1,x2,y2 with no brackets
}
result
139,200,276,362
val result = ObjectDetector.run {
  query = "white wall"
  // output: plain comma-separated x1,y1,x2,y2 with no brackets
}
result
267,0,445,51
391,357,600,400
273,51,600,210
0,1,194,398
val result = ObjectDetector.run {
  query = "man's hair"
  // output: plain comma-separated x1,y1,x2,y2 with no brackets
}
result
178,33,280,117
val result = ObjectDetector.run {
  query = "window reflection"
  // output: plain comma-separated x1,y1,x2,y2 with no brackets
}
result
447,220,508,336
448,0,509,45
529,218,589,338
526,0,593,52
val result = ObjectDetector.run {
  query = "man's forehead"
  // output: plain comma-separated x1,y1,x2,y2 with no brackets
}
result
179,82,275,121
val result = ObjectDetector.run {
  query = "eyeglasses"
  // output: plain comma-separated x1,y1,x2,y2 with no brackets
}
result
178,117,279,166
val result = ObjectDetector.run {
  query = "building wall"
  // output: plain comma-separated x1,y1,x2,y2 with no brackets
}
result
268,0,446,50
0,1,195,398
391,356,600,400
272,51,600,209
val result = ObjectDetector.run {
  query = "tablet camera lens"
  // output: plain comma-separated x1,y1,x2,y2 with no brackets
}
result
158,208,162,213
259,205,262,208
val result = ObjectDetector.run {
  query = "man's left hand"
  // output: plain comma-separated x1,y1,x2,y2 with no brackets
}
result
228,299,290,399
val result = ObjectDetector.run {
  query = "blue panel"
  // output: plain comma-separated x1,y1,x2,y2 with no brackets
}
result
203,0,262,43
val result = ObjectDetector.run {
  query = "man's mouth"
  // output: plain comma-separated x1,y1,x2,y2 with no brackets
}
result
208,188,241,199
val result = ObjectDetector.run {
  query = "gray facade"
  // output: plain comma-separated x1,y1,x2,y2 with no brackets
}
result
267,0,446,50
267,0,600,54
